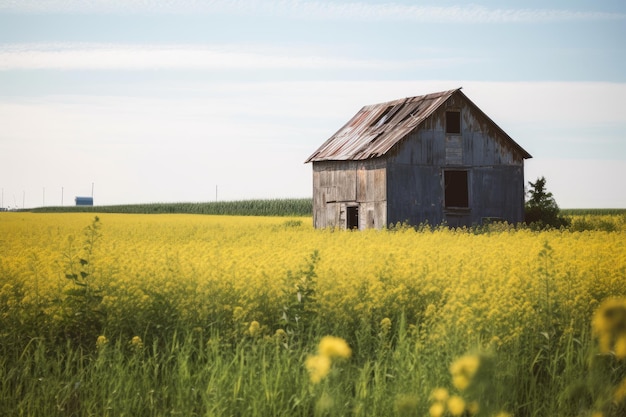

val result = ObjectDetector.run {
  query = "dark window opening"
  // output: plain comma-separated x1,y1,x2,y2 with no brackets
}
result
346,206,359,229
446,111,461,134
444,170,468,208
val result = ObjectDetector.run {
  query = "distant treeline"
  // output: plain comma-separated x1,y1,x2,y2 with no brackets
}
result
23,202,626,219
561,208,626,215
29,198,313,217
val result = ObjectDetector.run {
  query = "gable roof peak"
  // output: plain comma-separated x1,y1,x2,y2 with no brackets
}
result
305,88,462,162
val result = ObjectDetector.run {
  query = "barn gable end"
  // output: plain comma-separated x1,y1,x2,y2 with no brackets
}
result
306,88,531,229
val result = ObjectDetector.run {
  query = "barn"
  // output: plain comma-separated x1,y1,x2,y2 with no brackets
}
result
305,88,532,229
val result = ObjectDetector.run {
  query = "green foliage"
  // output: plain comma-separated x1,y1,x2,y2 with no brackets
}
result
281,250,320,343
525,176,570,229
60,216,106,347
562,208,626,216
30,198,313,217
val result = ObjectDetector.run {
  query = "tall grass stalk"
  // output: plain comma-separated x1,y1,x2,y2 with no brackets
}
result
0,312,606,417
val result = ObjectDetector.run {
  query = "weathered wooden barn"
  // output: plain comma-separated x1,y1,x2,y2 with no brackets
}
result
305,88,532,229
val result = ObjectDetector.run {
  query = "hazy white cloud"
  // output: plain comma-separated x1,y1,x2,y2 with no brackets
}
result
526,158,626,208
1,0,623,23
459,81,626,126
1,80,625,208
0,43,457,71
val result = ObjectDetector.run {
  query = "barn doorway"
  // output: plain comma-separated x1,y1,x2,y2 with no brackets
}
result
444,170,469,208
346,206,359,229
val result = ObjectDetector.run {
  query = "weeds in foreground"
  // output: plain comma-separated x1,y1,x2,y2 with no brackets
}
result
1,214,626,416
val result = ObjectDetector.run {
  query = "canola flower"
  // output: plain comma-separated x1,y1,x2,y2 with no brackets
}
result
447,395,466,416
450,355,480,391
430,388,449,402
96,335,108,349
248,320,261,337
429,401,445,417
592,297,626,359
305,336,351,383
305,354,332,384
428,355,502,417
273,328,287,343
429,386,476,417
318,336,352,359
2,212,626,416
1,212,626,359
380,317,392,335
130,336,143,350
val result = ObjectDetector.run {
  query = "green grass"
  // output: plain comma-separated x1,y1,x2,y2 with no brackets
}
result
29,198,313,217
2,315,616,417
562,208,626,215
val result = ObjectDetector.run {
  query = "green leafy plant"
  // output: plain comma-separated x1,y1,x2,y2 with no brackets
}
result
525,176,570,229
281,250,320,342
60,216,106,346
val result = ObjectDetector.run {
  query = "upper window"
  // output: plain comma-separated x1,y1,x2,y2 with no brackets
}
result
444,170,468,208
446,111,461,134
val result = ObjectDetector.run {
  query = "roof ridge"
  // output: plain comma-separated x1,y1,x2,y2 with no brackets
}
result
305,87,531,163
363,87,462,108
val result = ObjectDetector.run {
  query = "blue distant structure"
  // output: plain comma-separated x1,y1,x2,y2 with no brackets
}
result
75,196,93,206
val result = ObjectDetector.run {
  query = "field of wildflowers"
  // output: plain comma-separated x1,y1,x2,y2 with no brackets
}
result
1,212,626,416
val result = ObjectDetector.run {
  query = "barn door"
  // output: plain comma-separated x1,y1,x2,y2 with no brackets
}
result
346,206,359,230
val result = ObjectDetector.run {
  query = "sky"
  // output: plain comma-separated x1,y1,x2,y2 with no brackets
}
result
1,0,625,209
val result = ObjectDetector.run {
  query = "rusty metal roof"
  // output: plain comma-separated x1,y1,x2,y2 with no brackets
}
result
305,88,531,162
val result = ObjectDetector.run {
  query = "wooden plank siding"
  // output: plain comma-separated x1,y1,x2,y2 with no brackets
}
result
308,89,531,229
312,160,386,229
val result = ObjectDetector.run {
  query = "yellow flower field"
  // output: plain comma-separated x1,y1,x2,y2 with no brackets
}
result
1,212,625,349
2,211,626,416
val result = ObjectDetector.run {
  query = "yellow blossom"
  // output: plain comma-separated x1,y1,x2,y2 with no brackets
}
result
592,298,626,355
274,328,287,342
233,306,245,322
380,317,392,334
96,335,108,349
318,336,351,359
450,354,480,391
452,374,470,391
430,388,449,402
305,354,331,384
615,335,626,359
429,402,445,417
248,320,261,337
447,395,466,416
130,336,143,350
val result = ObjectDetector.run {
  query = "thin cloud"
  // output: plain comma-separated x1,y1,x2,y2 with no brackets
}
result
0,43,460,71
1,1,623,23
